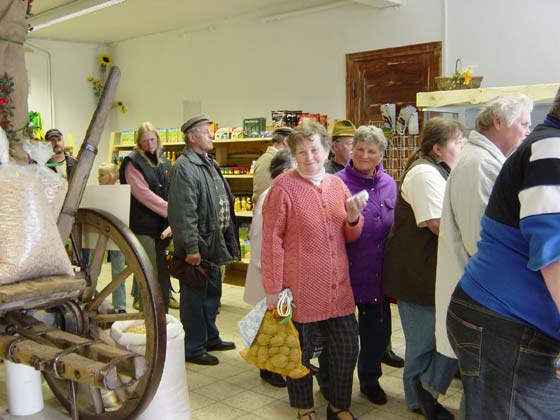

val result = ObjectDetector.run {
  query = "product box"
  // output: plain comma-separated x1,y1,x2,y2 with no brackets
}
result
120,130,136,145
243,117,266,138
166,128,181,143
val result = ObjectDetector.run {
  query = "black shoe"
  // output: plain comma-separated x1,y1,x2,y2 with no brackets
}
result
319,387,330,401
185,352,219,365
326,405,357,420
434,402,454,420
260,369,287,387
207,340,236,351
412,376,436,419
412,376,454,420
382,350,405,368
360,383,388,405
412,404,454,420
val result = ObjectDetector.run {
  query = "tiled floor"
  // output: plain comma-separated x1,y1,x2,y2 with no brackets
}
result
0,264,461,419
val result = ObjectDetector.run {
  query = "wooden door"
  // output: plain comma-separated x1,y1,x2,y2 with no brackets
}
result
346,41,442,126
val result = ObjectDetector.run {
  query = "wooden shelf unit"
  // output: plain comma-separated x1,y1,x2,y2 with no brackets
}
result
108,132,272,281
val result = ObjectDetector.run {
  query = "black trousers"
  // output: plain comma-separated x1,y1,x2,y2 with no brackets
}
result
287,314,358,409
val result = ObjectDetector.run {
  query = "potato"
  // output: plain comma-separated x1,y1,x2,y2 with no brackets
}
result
278,346,290,356
257,333,272,346
285,335,298,348
288,366,308,379
265,360,276,372
257,346,269,364
262,322,278,335
285,361,297,371
248,345,259,358
288,347,300,362
270,333,286,347
271,354,288,369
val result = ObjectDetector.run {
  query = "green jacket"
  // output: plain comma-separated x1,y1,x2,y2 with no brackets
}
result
168,147,239,265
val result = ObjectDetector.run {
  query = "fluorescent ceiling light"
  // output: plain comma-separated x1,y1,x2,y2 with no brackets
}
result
28,0,126,31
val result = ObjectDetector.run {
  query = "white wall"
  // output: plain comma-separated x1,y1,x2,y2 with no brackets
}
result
25,39,115,181
112,0,442,129
446,0,560,87
30,0,560,137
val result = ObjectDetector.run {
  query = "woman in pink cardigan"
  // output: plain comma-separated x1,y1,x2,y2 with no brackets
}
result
262,121,366,420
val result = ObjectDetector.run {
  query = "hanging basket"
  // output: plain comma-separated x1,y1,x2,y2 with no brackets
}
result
434,59,483,91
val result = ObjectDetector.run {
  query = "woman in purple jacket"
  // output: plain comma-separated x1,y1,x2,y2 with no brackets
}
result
335,125,397,405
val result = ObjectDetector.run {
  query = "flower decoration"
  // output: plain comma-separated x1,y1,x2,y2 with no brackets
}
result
114,100,127,114
87,53,126,113
99,53,112,67
450,58,472,89
0,72,17,143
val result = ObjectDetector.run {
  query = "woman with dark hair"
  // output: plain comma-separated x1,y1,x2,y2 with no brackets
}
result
383,117,465,420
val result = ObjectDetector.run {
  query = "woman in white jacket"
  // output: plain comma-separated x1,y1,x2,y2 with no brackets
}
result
243,150,294,387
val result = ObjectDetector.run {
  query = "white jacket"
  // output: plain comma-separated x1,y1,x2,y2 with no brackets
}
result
243,188,269,305
435,130,505,358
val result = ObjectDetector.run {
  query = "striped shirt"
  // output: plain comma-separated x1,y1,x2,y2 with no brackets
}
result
460,116,560,340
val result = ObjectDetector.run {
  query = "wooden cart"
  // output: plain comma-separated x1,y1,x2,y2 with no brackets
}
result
0,68,167,420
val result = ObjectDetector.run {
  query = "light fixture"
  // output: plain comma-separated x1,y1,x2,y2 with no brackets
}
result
28,0,126,31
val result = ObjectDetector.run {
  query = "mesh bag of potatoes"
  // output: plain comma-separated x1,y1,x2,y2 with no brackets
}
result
240,310,309,379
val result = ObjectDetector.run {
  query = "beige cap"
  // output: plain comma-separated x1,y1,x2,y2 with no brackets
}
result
332,120,356,138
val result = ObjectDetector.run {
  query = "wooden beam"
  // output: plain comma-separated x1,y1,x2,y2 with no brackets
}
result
417,83,560,108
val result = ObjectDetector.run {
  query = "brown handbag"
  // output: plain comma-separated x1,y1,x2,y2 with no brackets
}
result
168,256,213,289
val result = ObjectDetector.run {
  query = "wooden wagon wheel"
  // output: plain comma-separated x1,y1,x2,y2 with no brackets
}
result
43,208,167,419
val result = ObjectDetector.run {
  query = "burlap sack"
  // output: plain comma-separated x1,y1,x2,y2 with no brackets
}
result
0,0,29,163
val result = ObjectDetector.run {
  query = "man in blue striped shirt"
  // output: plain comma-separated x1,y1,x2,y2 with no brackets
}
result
447,87,560,420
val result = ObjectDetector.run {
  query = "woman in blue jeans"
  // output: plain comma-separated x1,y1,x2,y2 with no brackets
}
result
448,96,560,419
383,118,465,419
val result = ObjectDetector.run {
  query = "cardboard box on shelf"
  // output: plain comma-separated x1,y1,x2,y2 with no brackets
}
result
120,130,136,145
243,118,266,138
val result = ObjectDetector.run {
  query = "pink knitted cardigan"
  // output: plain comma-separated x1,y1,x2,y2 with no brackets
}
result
261,170,363,323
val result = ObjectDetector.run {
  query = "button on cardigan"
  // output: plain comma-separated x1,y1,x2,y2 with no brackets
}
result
261,170,363,323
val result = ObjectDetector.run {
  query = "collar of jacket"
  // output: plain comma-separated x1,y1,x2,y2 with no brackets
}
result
345,159,385,181
135,147,163,168
467,130,506,163
183,147,213,166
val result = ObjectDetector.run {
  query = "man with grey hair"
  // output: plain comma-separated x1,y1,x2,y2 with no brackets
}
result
168,113,239,366
252,126,292,204
435,94,533,360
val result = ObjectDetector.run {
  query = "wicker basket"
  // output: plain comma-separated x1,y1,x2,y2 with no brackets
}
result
435,75,483,91
435,58,483,90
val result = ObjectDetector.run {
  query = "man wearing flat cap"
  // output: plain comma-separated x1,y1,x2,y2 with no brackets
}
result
46,128,76,180
168,113,239,366
252,126,292,204
324,119,356,174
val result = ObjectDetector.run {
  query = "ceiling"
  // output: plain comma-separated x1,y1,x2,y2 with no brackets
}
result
27,0,401,44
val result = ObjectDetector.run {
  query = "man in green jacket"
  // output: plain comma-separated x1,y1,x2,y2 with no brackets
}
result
168,113,240,366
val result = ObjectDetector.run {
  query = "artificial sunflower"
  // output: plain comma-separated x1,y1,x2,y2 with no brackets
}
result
99,53,112,67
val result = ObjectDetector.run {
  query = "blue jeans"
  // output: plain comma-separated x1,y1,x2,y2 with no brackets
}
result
180,266,223,356
82,248,126,311
398,300,457,410
131,234,170,307
317,299,391,388
448,285,560,420
109,250,127,311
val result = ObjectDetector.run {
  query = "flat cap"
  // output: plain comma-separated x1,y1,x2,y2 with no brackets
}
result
181,113,212,134
272,126,293,137
45,128,63,140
